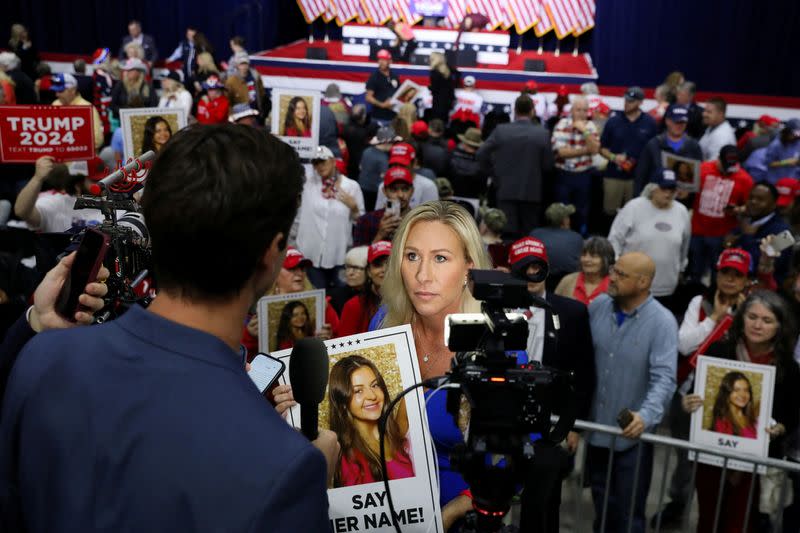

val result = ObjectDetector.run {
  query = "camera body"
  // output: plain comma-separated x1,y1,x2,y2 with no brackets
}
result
442,269,576,530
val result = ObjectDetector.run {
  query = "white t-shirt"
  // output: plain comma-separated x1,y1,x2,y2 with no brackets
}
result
158,89,194,119
34,192,105,233
451,89,485,123
374,174,439,211
699,121,736,161
296,171,365,269
608,196,691,297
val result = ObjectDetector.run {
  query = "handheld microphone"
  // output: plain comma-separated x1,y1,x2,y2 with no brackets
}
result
288,338,329,440
89,151,156,196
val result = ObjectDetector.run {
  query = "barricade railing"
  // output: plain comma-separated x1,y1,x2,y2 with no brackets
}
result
565,418,800,533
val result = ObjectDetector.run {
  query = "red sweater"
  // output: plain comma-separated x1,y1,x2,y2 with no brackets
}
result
197,95,230,124
337,295,378,337
691,161,754,237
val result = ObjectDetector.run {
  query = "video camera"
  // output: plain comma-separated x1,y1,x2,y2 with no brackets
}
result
442,269,576,532
70,152,154,321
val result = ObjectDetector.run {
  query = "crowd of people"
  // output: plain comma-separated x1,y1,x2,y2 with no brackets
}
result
1,19,800,533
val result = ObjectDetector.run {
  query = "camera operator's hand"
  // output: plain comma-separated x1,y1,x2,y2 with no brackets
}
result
29,252,109,333
621,411,645,439
566,431,580,454
442,495,473,531
312,429,341,485
272,384,296,418
681,394,704,414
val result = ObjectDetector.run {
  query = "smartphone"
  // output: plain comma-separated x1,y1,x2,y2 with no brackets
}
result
617,408,634,430
248,353,285,393
55,228,110,320
766,230,796,256
385,199,401,217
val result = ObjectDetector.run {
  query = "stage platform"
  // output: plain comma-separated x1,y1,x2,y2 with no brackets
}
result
250,39,598,94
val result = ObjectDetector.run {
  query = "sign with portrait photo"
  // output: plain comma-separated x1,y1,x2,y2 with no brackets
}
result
661,152,701,192
270,89,321,159
272,325,444,532
119,107,187,161
689,355,776,473
391,80,422,109
256,289,326,353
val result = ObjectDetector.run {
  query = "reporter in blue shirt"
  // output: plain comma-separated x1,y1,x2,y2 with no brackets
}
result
0,124,338,533
586,251,677,533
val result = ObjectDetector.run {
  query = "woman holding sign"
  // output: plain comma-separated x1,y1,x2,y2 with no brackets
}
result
373,201,492,529
283,96,312,138
682,290,800,533
329,355,413,487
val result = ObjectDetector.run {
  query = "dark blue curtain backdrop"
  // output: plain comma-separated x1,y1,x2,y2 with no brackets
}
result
590,0,800,96
4,0,799,96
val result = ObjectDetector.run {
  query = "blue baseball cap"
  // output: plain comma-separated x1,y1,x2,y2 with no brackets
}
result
665,104,689,123
656,169,678,189
47,73,77,92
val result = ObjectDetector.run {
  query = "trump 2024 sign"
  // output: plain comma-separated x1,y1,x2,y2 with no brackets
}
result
0,105,95,162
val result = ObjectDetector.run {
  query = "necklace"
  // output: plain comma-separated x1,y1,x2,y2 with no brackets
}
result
413,317,438,364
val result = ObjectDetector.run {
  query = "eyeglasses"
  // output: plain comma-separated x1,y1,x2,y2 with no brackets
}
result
345,265,366,271
610,266,636,280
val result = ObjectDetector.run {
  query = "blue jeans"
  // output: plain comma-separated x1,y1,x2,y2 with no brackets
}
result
555,169,593,234
587,443,654,533
689,235,724,282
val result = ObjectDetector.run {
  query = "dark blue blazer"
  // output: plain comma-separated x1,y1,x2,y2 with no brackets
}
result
0,304,329,532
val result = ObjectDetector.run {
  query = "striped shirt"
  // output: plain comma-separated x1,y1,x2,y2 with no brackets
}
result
551,117,597,172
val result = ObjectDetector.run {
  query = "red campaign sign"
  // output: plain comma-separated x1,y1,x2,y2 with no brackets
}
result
0,105,95,163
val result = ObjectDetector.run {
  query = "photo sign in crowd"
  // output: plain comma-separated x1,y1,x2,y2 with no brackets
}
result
271,325,444,532
689,355,775,473
0,105,95,162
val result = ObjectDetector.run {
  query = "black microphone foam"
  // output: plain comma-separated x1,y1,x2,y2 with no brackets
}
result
288,338,329,440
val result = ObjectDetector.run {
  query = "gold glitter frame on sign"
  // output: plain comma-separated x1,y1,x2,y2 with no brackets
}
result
701,365,763,434
256,289,325,354
119,107,187,160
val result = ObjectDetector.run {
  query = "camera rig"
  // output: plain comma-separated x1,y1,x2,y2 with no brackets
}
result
379,269,577,533
71,152,154,321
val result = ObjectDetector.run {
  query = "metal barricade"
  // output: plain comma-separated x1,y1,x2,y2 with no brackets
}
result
562,418,800,533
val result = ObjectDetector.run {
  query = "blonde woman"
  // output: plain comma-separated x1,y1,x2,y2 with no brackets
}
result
428,52,457,122
192,51,220,94
369,201,490,530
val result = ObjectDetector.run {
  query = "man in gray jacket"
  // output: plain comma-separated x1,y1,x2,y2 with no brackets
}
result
477,94,554,236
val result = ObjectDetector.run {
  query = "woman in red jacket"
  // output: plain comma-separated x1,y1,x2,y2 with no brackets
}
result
338,241,391,337
196,75,229,124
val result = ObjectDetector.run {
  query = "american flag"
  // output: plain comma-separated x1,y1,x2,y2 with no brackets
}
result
361,0,394,24
296,0,327,23
467,0,505,30
508,0,538,34
571,0,596,35
544,0,578,39
393,0,422,24
446,0,468,28
331,0,360,25
533,0,553,36
498,2,515,30
355,1,370,22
